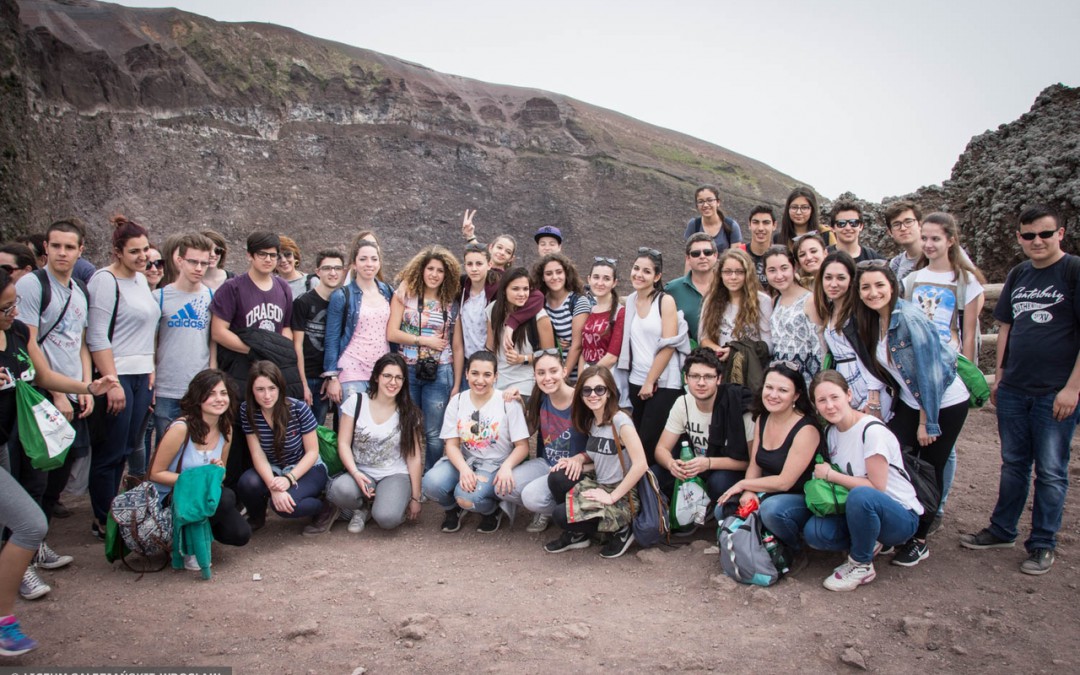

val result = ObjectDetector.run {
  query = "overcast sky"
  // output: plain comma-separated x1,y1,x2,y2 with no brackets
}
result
127,0,1079,202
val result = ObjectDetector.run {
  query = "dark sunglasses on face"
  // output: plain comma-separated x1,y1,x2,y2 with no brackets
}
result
213,247,225,257
0,264,15,274
145,260,165,270
832,219,862,229
688,248,716,258
581,385,608,398
1019,230,1058,241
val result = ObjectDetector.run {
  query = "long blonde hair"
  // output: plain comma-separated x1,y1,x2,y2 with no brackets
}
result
700,248,764,344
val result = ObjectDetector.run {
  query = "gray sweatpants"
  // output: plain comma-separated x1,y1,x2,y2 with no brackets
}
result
327,472,412,530
0,461,47,550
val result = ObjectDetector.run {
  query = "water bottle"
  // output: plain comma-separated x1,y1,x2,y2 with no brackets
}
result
679,440,694,462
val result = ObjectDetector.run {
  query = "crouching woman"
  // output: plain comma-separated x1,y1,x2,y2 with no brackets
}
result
150,369,251,565
327,353,424,533
807,371,923,591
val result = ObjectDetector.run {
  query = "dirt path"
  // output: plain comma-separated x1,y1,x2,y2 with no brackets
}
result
8,407,1080,673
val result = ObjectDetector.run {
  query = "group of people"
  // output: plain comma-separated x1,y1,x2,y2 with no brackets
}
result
0,187,1075,657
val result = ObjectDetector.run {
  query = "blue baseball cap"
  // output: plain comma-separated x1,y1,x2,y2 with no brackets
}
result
534,226,563,244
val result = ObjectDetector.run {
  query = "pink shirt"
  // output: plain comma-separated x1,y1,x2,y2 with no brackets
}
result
338,294,391,383
581,306,624,364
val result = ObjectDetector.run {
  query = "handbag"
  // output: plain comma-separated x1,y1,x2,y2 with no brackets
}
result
107,425,189,572
803,453,849,517
317,392,363,477
892,445,942,516
955,354,989,408
14,379,76,471
610,424,671,547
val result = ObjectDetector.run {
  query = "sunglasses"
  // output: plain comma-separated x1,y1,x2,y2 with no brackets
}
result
593,256,618,265
581,385,608,398
465,242,488,253
470,410,481,436
213,247,226,257
1019,230,1058,241
855,260,889,270
832,219,862,229
145,260,165,270
769,359,800,371
688,248,716,258
0,264,15,274
532,348,561,361
637,247,662,259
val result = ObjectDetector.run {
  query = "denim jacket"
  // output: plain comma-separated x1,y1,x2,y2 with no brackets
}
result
322,279,394,375
885,299,958,436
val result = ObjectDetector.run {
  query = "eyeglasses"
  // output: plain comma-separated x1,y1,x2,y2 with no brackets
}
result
183,258,211,268
0,264,15,274
1019,230,1058,241
0,302,16,317
253,251,279,261
318,265,345,272
581,385,608,398
145,260,165,271
470,410,481,435
280,251,295,260
593,256,618,265
686,373,718,382
379,372,405,383
832,219,862,229
789,205,813,212
855,260,889,270
637,247,662,259
532,348,561,361
721,268,746,277
213,247,226,257
889,218,918,231
769,359,800,371
695,198,718,206
688,248,716,258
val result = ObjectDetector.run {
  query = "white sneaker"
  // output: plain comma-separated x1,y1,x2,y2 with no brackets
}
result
34,542,74,570
823,556,876,592
183,555,211,571
19,566,51,600
347,508,370,534
525,513,551,533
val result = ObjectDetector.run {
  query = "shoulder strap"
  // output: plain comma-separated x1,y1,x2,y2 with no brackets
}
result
158,287,165,312
350,392,364,447
33,269,52,314
339,286,351,338
98,270,121,342
861,419,887,444
35,271,75,346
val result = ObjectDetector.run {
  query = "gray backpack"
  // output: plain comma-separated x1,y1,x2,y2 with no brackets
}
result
717,511,790,586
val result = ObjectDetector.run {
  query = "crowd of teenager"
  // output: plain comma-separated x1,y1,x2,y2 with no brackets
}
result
0,186,1076,657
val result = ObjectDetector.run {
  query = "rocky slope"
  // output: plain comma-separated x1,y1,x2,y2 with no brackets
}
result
0,0,803,273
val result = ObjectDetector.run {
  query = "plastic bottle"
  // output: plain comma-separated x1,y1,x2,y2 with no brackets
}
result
679,440,694,462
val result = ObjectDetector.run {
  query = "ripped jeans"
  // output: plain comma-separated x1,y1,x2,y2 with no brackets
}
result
421,457,501,516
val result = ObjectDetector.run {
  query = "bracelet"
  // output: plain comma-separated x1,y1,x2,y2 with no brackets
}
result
465,235,478,243
410,497,421,503
868,404,881,411
826,467,832,481
85,382,92,395
286,472,298,487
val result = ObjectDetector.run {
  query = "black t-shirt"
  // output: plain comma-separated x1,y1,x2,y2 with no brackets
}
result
995,255,1080,395
755,413,816,494
827,244,884,264
291,290,331,376
0,320,35,445
746,249,769,289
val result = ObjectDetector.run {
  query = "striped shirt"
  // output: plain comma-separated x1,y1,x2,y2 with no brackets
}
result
240,397,319,468
546,293,592,349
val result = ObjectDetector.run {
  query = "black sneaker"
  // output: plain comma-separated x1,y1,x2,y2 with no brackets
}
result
247,511,266,532
890,539,929,567
477,510,504,534
959,528,1015,550
927,514,944,536
544,531,591,553
599,526,636,559
440,506,463,533
1020,548,1055,576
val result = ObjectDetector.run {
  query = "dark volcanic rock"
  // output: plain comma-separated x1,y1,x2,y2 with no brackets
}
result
0,0,803,273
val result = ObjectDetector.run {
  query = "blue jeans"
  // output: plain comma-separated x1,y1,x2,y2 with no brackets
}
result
89,373,153,523
938,446,957,516
804,487,920,563
408,362,453,471
236,465,329,521
989,384,1078,551
421,457,499,515
306,377,331,427
757,493,813,551
153,396,183,440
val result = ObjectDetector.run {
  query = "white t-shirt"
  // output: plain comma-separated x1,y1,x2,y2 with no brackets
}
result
875,338,969,410
486,303,549,397
440,390,530,472
342,393,408,481
460,291,489,358
587,411,635,486
903,268,984,350
826,417,923,515
663,393,754,456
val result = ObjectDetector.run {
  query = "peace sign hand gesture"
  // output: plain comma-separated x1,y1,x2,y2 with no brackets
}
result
462,209,477,241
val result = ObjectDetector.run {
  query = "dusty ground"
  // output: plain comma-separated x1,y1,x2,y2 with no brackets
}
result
7,406,1080,674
